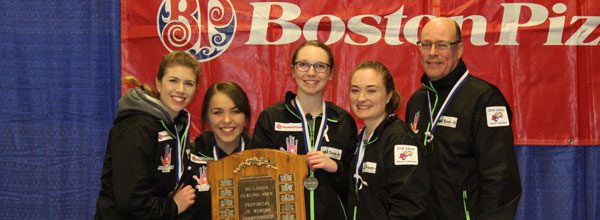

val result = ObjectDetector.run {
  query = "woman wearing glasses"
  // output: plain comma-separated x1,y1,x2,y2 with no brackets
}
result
250,40,357,220
348,61,429,219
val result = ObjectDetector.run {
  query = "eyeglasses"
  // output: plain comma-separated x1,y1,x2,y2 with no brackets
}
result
416,41,461,51
294,61,330,73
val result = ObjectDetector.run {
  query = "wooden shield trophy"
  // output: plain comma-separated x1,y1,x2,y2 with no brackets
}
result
208,149,307,220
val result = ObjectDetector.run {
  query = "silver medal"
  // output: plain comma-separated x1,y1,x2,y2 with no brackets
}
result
304,176,319,191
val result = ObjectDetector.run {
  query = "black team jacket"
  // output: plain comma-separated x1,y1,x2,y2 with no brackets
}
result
405,60,521,220
96,87,192,220
250,91,357,220
348,115,429,219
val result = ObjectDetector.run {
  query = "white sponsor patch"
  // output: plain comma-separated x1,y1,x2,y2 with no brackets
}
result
437,116,458,128
321,146,342,160
486,106,510,127
394,145,418,165
362,162,377,174
189,153,212,164
157,131,172,142
274,122,303,132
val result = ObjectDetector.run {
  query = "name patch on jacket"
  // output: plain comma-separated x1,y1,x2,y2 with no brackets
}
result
158,131,172,142
321,146,342,160
486,106,510,127
190,153,212,164
274,122,303,132
437,116,457,128
362,162,377,174
394,145,418,165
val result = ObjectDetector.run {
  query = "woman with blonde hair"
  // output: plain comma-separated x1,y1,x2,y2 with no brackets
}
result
96,51,200,219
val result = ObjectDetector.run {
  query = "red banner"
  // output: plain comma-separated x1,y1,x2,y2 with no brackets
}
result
122,0,600,145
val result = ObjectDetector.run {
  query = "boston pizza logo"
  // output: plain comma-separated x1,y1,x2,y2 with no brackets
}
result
157,0,236,62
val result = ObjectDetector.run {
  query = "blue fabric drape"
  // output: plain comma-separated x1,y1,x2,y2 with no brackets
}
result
515,146,600,220
0,1,599,220
0,1,119,219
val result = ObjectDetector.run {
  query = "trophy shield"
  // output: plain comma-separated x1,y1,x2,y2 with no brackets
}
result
208,149,307,220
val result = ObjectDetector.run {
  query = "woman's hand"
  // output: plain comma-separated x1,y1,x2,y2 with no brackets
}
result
306,151,338,173
173,185,196,214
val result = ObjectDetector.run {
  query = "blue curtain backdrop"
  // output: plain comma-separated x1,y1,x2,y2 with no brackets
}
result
0,1,598,220
0,0,120,219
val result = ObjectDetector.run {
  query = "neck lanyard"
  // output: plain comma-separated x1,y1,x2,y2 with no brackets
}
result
354,130,373,188
352,129,373,220
160,112,190,184
212,138,245,160
294,98,327,220
294,98,327,153
423,70,470,143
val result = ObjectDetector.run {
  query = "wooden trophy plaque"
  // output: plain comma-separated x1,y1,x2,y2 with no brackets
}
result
207,149,307,220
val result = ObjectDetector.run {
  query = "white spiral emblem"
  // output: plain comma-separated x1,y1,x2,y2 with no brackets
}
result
164,20,192,48
157,0,236,62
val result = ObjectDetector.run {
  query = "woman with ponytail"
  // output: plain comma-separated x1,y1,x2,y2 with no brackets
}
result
96,51,200,220
348,61,429,219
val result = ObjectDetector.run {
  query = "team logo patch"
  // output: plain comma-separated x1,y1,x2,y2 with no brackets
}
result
321,146,342,160
158,131,172,142
394,145,418,165
281,135,298,154
157,144,175,173
410,111,420,133
275,122,303,132
157,0,237,62
194,166,210,191
362,162,377,174
486,106,510,127
437,116,458,128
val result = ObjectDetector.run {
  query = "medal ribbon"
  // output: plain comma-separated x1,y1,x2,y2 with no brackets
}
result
423,70,470,144
354,130,372,187
294,98,327,220
160,110,191,185
352,129,374,220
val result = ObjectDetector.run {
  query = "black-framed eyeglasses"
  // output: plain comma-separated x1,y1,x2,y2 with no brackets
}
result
416,41,461,51
294,61,330,73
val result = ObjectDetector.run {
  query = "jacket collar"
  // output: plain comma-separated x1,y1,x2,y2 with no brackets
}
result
360,114,398,144
195,131,250,156
283,91,340,123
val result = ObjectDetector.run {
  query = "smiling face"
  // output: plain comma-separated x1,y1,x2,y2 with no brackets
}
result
207,91,246,149
155,65,198,119
292,45,332,97
419,18,463,81
349,68,392,127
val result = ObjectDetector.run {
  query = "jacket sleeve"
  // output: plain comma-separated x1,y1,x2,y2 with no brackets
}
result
249,110,275,149
385,132,429,219
110,120,179,220
474,89,522,220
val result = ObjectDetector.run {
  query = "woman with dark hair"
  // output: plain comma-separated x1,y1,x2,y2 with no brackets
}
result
348,61,429,219
250,40,357,220
95,51,200,219
182,81,251,219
